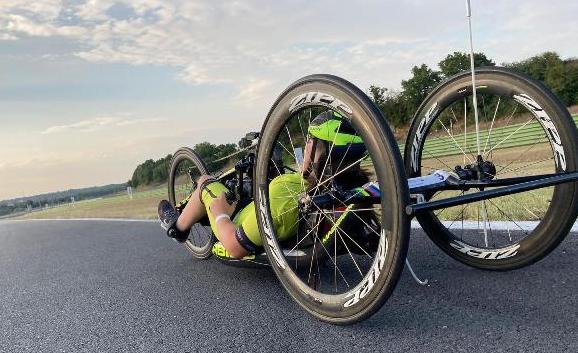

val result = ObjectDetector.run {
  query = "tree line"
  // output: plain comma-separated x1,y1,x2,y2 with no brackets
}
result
128,50,577,188
369,51,578,130
0,183,126,217
128,142,238,188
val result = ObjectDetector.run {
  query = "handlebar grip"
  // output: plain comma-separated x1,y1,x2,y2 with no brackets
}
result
225,190,237,205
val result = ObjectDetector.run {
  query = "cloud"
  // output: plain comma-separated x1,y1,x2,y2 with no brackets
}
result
234,79,275,105
41,116,165,134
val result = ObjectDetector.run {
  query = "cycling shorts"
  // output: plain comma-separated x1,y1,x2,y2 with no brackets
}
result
200,173,306,252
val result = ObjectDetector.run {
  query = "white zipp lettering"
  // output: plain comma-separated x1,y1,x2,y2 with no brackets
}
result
411,102,439,172
343,231,389,308
513,94,566,171
289,92,353,115
258,187,286,269
450,240,520,260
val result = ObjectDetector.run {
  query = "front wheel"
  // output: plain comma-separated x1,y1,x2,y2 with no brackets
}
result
254,74,410,324
404,67,578,271
168,147,215,259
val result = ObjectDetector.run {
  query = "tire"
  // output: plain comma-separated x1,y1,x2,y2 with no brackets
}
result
254,74,410,324
404,67,578,271
168,147,215,259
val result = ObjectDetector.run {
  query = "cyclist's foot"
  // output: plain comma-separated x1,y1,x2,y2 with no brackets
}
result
158,200,188,242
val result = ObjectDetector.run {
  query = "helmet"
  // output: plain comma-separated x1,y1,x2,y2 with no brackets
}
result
305,111,366,179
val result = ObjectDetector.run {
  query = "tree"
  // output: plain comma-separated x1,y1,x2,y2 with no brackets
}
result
368,85,411,129
508,52,562,81
401,64,442,114
509,52,578,106
438,51,495,77
368,85,387,109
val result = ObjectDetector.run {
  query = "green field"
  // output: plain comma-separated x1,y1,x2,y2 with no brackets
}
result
14,114,578,221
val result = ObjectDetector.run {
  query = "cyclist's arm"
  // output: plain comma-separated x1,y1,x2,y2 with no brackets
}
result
210,193,249,259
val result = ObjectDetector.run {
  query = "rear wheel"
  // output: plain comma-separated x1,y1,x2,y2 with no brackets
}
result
168,147,215,259
404,67,578,271
255,74,410,324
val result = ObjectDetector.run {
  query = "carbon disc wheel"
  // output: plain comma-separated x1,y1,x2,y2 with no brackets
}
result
168,147,215,259
254,74,410,324
404,67,578,271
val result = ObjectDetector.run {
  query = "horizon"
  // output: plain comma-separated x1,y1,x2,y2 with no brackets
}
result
1,0,577,200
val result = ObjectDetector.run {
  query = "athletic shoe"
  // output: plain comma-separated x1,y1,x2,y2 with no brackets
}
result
158,200,188,242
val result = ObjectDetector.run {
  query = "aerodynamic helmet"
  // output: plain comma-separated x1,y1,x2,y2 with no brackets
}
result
304,111,367,180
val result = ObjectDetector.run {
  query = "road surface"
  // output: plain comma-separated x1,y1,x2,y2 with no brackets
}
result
0,220,576,352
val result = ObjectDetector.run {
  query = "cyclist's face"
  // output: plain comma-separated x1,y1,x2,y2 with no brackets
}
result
302,138,315,174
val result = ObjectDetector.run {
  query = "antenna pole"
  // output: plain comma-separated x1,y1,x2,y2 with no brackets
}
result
466,0,481,157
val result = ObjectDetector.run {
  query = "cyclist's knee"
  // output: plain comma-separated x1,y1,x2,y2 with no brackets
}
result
197,175,212,185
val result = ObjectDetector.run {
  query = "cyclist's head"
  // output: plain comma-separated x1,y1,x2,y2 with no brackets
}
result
303,111,367,184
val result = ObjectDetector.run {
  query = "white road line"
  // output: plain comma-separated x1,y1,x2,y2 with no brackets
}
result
2,218,576,233
0,218,157,223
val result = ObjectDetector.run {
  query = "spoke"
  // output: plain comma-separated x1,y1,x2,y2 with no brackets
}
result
494,142,541,176
435,191,464,220
276,141,297,162
497,157,554,176
485,116,534,157
463,98,468,164
312,200,375,259
337,231,364,279
276,204,299,218
270,158,300,199
297,113,309,192
312,119,343,193
307,227,318,286
312,153,369,191
481,200,490,247
310,207,382,215
312,233,351,288
326,191,382,240
423,149,453,172
436,118,474,163
286,126,300,173
503,102,519,127
445,203,471,230
503,194,541,220
486,199,529,236
288,215,324,253
482,97,501,155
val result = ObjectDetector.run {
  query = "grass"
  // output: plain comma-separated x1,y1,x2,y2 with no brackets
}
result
15,186,166,220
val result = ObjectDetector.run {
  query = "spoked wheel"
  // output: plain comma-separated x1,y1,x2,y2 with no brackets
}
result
168,147,215,259
255,74,410,324
404,67,578,271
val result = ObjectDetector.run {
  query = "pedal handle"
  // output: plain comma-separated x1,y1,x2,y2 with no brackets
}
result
225,191,237,205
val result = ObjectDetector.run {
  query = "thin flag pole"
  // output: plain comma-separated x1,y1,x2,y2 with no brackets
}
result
466,0,481,158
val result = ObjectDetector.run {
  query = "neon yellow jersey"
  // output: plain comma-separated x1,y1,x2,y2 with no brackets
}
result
201,173,307,247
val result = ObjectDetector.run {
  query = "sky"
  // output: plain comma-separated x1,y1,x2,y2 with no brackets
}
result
0,0,577,200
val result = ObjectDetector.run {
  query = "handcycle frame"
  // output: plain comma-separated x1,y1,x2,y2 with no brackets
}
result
197,133,578,222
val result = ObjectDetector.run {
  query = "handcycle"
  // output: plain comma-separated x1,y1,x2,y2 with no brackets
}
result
165,0,577,326
167,69,578,324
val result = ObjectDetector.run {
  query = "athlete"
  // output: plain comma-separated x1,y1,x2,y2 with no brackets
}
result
157,111,368,259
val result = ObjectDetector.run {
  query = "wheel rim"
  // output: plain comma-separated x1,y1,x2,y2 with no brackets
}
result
410,81,566,251
170,152,213,255
256,87,407,318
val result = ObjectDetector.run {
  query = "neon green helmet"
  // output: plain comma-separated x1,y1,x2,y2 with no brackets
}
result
308,111,363,146
307,111,367,169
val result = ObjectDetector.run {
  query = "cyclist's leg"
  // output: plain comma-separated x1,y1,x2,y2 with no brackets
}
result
176,175,212,231
177,175,231,241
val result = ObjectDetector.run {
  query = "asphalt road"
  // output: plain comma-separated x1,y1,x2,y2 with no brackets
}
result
0,220,576,353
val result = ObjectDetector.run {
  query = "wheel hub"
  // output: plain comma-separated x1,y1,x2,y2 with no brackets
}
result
455,156,496,181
